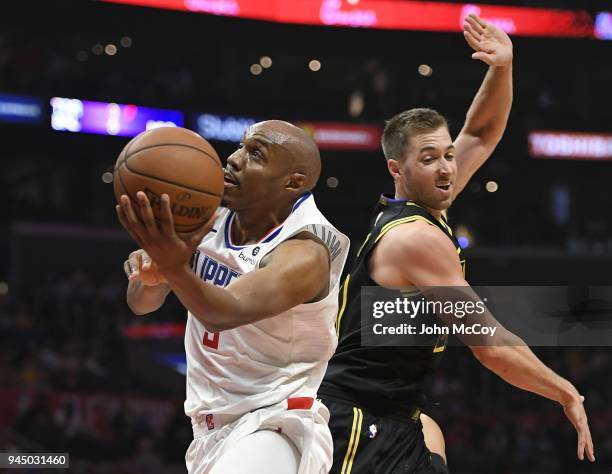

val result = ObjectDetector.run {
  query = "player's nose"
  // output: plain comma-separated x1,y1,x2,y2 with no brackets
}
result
438,162,451,177
438,158,455,177
226,149,244,171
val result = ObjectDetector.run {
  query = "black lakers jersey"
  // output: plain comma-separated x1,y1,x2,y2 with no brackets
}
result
319,194,465,417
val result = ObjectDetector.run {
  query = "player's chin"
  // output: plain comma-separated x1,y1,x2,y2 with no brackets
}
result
430,197,453,211
220,193,244,211
221,186,239,207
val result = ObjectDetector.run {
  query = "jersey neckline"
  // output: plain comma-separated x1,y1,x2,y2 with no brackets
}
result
223,192,312,250
378,193,451,229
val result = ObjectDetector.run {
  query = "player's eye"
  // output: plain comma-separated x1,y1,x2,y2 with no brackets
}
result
445,153,455,160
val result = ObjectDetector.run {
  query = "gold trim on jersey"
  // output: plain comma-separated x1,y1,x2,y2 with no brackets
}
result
433,333,448,353
356,233,371,258
341,407,364,474
336,274,351,337
373,212,461,254
374,215,437,244
438,217,453,236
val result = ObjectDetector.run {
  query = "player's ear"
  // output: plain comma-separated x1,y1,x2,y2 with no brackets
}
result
285,172,307,192
387,159,402,179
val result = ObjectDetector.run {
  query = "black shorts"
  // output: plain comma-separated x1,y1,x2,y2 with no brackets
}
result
321,396,449,474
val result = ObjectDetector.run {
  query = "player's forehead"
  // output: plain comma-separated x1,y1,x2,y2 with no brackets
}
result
243,122,294,147
408,126,453,152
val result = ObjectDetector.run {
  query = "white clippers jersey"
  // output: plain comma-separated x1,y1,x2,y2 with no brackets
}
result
184,192,350,418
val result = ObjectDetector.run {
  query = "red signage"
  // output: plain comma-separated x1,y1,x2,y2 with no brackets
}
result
529,131,612,161
123,322,186,338
297,121,382,151
101,0,600,39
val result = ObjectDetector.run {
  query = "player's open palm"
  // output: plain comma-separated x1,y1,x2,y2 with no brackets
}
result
124,249,167,286
563,396,595,462
463,13,513,67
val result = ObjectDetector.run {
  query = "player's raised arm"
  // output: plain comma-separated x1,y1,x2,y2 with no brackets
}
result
374,222,595,463
452,13,513,197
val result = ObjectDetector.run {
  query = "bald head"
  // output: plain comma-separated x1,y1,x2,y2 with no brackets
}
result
246,120,321,191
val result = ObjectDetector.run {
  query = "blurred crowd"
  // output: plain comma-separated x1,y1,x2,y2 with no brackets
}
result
0,269,190,473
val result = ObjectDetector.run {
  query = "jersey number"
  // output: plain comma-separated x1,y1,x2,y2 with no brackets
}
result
203,331,220,350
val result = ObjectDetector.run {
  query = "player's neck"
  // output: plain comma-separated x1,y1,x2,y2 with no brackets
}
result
231,204,293,245
394,188,443,220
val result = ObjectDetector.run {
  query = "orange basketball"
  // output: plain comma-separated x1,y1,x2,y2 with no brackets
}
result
113,127,223,233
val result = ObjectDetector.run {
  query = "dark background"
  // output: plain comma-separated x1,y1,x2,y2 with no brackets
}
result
0,1,610,473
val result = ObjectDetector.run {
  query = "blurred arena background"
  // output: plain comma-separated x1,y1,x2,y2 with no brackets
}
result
0,0,610,472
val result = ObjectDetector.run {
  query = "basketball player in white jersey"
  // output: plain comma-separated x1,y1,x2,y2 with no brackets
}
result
116,120,350,474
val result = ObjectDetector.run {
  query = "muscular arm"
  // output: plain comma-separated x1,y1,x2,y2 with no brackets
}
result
371,222,593,461
453,65,512,196
376,223,580,402
162,233,330,332
452,15,513,197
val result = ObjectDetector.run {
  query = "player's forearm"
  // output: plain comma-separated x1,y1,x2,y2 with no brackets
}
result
473,333,580,406
126,280,170,315
162,264,246,332
461,64,513,145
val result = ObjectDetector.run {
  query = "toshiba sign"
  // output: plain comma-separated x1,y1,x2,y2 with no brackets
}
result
528,131,612,161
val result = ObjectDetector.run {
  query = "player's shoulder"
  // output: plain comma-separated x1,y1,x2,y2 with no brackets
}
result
377,219,456,262
287,192,325,222
265,232,329,266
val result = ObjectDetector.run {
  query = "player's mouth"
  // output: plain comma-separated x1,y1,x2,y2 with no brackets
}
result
435,182,452,194
224,169,239,188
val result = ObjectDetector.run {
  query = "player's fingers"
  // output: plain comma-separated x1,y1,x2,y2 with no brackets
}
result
467,13,486,34
463,21,482,43
463,30,481,51
586,426,595,461
471,52,492,64
120,195,148,241
136,191,161,237
116,205,144,246
471,13,489,30
159,194,176,237
123,259,133,279
129,250,143,269
577,428,586,460
128,270,141,281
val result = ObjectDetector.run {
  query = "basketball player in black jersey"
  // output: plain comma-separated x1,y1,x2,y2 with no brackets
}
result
319,14,594,474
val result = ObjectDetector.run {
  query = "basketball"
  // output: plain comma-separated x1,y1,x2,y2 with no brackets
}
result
113,127,224,233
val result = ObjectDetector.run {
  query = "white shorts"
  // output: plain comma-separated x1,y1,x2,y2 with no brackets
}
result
185,398,333,474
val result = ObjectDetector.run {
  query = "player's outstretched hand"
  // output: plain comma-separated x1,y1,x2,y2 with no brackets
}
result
562,395,595,462
463,13,513,67
124,249,167,286
116,191,218,274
